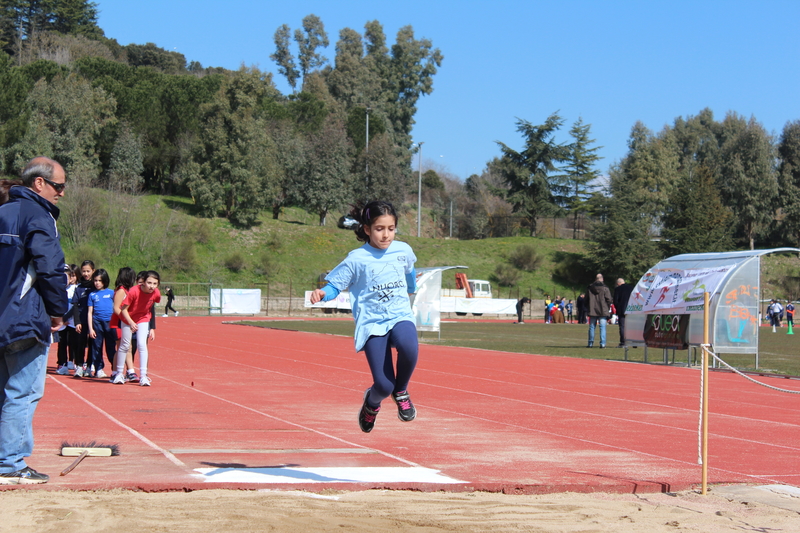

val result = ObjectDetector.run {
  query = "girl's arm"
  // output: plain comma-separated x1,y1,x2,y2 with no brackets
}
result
87,305,96,339
120,305,138,332
113,289,126,315
406,267,417,294
74,291,83,333
310,284,340,304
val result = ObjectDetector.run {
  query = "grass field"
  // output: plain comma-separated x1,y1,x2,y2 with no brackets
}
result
241,319,800,377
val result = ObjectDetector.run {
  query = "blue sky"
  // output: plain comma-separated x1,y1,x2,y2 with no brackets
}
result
97,0,800,181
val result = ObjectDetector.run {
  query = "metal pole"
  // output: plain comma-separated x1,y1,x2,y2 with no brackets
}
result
365,107,370,186
417,142,424,237
449,200,453,238
701,291,710,495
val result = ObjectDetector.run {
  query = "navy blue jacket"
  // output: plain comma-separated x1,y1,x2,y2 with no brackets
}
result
0,186,68,349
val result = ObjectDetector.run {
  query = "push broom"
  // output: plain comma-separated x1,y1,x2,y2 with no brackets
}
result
60,441,120,476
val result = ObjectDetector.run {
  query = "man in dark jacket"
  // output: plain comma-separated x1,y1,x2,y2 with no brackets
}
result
613,278,634,348
586,274,612,348
0,157,68,484
576,293,587,324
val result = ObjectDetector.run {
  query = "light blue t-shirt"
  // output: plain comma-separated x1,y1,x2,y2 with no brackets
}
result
324,240,417,352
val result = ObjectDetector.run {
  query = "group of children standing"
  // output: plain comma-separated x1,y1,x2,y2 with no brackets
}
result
55,261,162,387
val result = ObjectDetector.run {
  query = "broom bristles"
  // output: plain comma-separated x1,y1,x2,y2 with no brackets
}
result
60,440,120,456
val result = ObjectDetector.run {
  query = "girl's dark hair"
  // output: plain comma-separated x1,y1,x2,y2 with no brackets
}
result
349,200,398,243
0,179,22,205
81,260,95,269
92,268,110,289
145,270,161,284
136,270,147,282
114,267,136,290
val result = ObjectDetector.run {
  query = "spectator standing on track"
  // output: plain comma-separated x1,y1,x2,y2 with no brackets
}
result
586,274,613,348
613,278,634,348
515,297,531,323
72,260,95,377
786,300,794,329
309,201,419,434
0,156,68,485
55,266,79,375
544,295,551,323
129,270,157,369
114,271,161,386
110,267,138,383
87,269,115,379
162,286,178,317
565,300,574,323
576,293,587,324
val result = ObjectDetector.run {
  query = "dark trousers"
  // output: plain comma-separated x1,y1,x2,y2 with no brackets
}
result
618,315,627,345
90,319,117,371
56,326,78,366
362,320,419,408
74,326,89,367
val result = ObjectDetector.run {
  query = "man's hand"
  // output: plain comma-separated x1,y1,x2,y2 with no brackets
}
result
50,317,63,332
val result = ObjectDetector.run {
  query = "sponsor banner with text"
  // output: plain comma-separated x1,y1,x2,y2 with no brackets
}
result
626,265,734,315
643,314,690,349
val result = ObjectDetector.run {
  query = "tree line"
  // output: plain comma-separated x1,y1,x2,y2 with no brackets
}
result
0,4,442,227
1,2,798,289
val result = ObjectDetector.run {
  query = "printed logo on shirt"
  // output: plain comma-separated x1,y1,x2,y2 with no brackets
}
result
367,263,405,306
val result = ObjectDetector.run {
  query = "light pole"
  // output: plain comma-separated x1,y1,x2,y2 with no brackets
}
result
365,107,370,187
417,142,424,237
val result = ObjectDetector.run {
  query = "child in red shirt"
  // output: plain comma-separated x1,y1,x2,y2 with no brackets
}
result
112,271,161,386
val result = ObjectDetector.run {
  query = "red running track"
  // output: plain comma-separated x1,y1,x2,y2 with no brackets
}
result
9,316,800,493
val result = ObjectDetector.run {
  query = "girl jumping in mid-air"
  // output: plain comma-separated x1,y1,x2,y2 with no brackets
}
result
310,200,419,433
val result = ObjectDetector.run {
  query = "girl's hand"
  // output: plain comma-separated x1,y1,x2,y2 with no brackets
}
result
309,289,326,304
75,324,82,334
148,330,155,341
89,329,96,339
130,323,138,332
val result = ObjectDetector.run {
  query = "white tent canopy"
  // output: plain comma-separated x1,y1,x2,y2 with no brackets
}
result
625,248,799,354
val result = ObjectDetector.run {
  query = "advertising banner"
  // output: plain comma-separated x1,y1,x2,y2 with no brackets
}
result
210,289,261,314
412,269,441,332
626,265,734,315
643,314,690,349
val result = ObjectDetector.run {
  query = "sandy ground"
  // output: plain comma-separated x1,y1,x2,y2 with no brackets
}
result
2,487,799,532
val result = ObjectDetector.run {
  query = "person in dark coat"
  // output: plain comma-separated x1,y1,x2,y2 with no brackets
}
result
576,293,587,324
613,278,634,348
586,274,612,348
515,297,531,323
0,157,68,485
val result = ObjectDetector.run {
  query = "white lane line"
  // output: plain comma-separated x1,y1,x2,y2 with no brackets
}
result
47,376,185,467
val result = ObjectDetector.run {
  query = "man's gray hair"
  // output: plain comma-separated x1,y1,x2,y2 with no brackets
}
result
20,157,58,188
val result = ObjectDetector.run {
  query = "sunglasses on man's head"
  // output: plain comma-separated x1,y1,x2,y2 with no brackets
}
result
40,176,66,193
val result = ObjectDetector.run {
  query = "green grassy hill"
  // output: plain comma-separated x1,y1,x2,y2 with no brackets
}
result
58,191,798,300
60,192,591,299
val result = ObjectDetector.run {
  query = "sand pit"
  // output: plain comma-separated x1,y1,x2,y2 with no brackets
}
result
2,486,799,532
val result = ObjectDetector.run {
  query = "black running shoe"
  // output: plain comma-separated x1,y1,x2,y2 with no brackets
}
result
358,388,380,433
0,466,49,485
392,390,416,422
